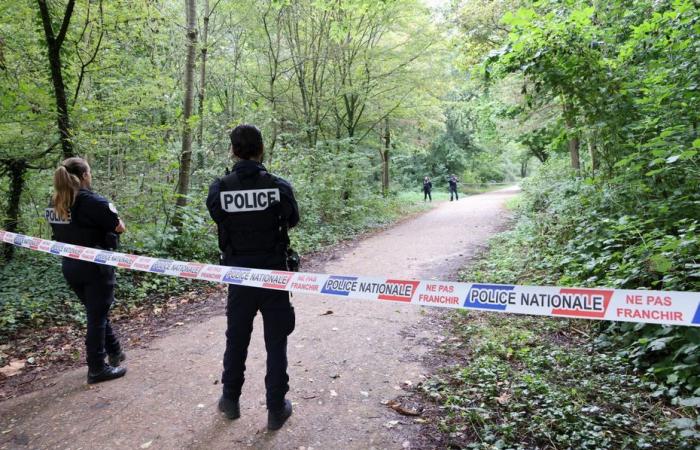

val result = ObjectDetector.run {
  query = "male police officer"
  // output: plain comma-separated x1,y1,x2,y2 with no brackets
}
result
206,124,299,431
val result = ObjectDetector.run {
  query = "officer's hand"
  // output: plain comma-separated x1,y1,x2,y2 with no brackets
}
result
115,219,126,234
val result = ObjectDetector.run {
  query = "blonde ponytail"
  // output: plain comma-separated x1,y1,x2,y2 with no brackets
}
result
52,157,89,220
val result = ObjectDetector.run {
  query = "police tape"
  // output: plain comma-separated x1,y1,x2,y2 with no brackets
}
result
2,230,699,327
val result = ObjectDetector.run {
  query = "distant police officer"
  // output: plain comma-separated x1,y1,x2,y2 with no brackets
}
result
448,174,459,201
206,125,299,431
423,176,432,202
48,157,127,384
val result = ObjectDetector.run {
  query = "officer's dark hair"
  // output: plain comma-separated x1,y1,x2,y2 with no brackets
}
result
53,157,89,220
230,124,263,160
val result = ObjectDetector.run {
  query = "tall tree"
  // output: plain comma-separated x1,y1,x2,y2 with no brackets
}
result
196,0,215,149
36,0,76,159
173,0,198,232
380,117,390,196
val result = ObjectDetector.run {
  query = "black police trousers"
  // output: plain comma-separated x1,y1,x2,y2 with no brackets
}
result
62,259,121,372
222,284,295,411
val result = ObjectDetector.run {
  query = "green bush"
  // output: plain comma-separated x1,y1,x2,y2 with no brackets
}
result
473,156,700,396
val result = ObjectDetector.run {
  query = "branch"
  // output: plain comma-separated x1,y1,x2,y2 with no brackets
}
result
37,0,56,46
73,0,105,105
356,93,411,142
36,140,61,159
56,0,76,47
208,0,224,18
75,0,92,45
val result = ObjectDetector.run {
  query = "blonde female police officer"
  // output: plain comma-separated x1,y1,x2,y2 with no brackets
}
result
206,125,299,431
48,157,127,384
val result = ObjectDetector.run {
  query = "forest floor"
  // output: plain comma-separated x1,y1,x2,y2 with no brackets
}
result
0,187,518,449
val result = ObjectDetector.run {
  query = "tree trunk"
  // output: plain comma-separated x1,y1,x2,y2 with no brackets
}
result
381,117,390,197
562,99,580,171
568,135,580,171
3,160,27,261
588,139,599,173
172,0,198,232
37,0,76,159
196,0,209,151
260,8,284,161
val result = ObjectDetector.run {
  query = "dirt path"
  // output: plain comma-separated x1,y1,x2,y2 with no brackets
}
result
0,187,518,450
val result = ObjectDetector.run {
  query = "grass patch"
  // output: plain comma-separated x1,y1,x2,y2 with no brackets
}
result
504,193,523,210
397,189,451,203
461,183,518,196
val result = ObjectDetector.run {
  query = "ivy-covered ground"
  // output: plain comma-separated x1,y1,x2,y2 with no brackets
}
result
421,311,698,450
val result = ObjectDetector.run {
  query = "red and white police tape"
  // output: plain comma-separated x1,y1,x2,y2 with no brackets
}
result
2,230,699,327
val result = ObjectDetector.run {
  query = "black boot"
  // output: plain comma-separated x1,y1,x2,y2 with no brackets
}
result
267,399,292,431
87,365,127,384
218,396,240,420
108,351,126,367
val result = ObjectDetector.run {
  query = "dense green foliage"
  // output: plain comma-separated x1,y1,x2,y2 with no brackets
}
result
424,155,699,447
470,160,700,394
468,0,700,399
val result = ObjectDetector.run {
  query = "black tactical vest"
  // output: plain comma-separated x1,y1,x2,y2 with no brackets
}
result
217,170,284,258
47,195,114,249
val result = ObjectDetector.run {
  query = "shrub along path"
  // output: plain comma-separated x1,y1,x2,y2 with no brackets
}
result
0,187,518,449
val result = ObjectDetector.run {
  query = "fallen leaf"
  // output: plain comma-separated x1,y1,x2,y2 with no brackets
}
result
0,360,26,377
495,392,511,405
140,440,153,449
387,400,421,416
